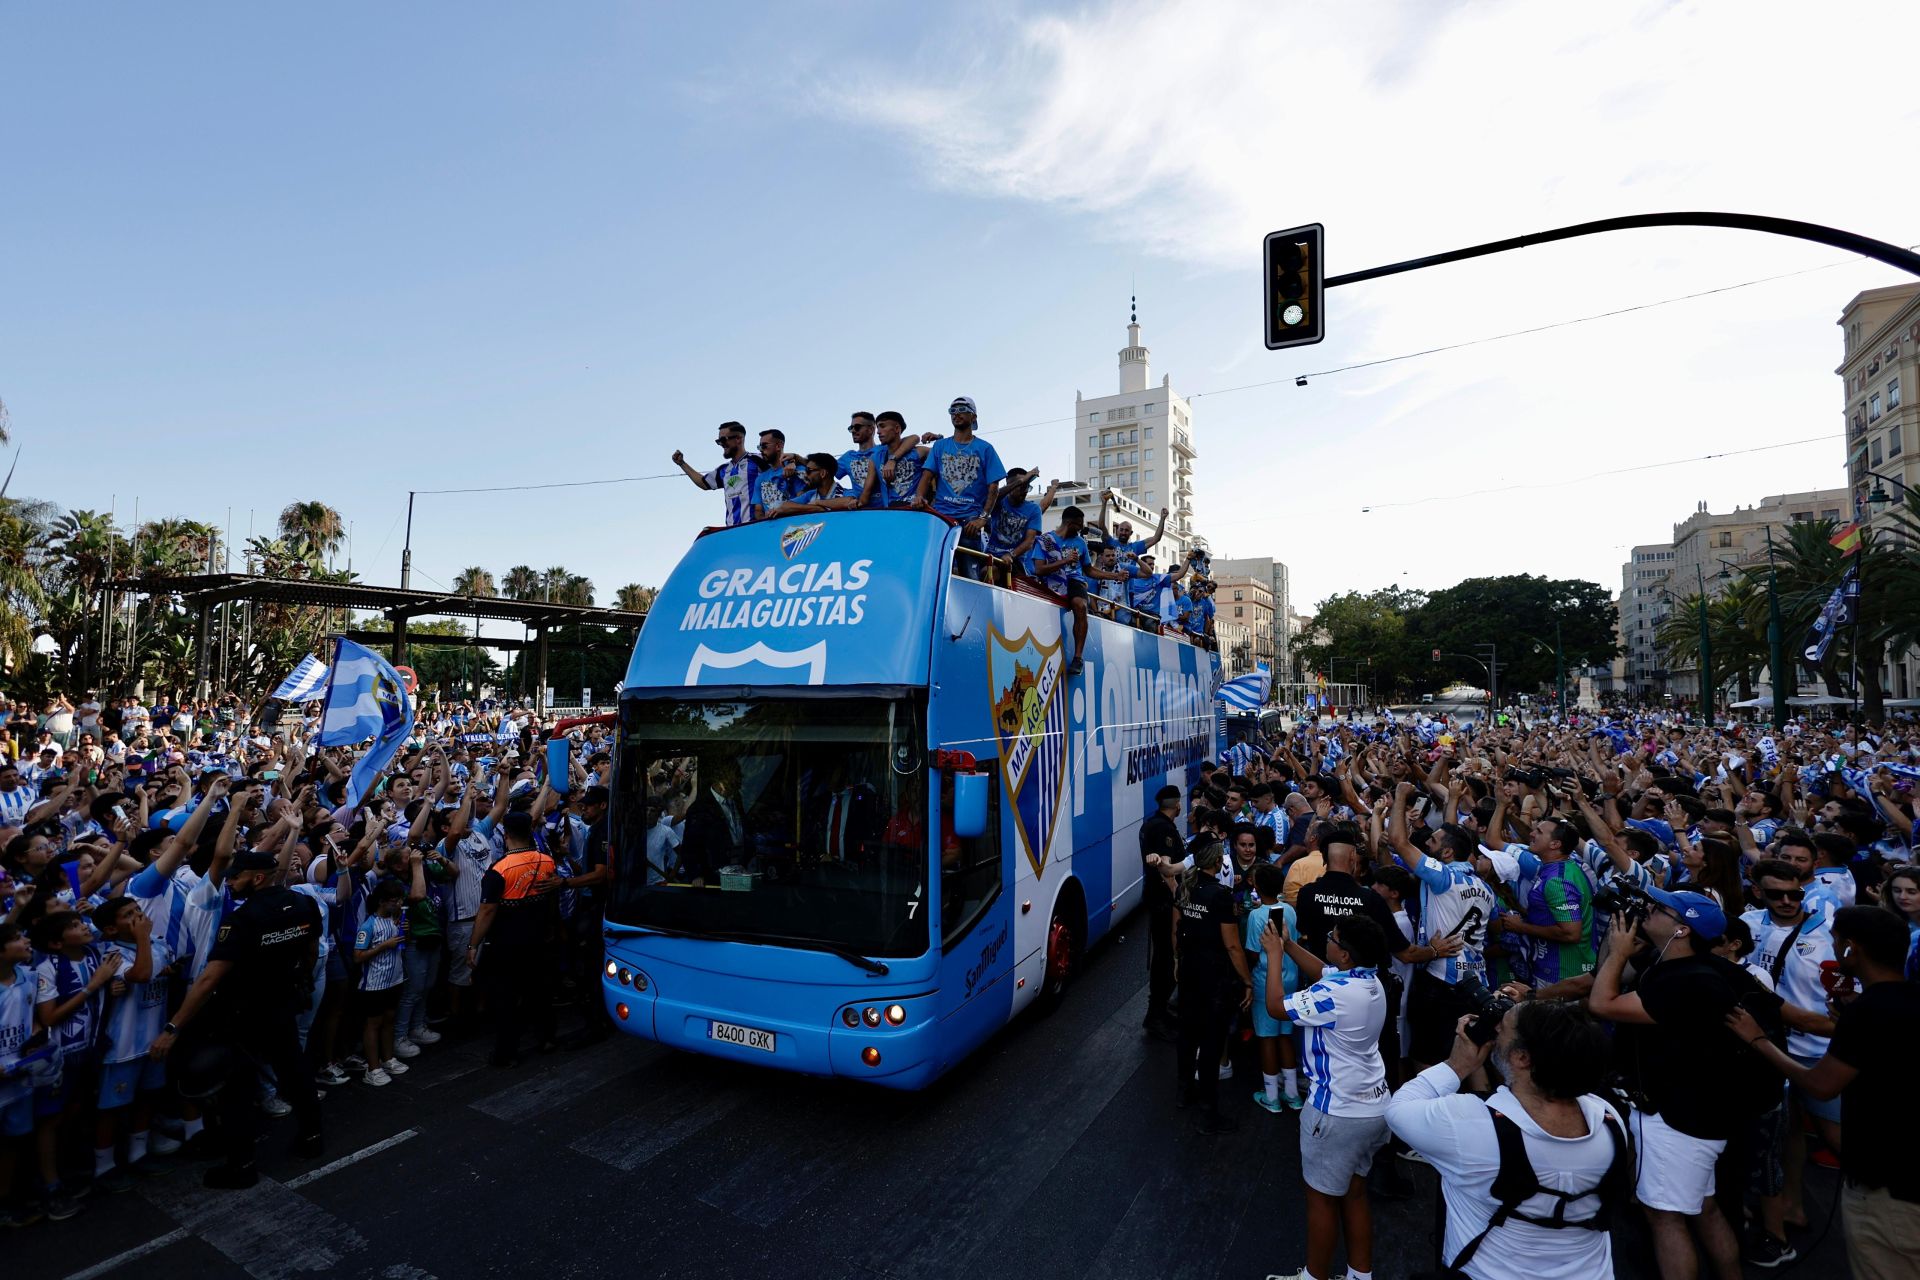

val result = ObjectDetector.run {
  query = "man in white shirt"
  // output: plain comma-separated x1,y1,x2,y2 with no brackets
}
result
1260,911,1392,1280
1385,999,1628,1280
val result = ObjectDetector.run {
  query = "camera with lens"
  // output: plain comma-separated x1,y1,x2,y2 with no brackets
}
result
1592,879,1651,927
1455,976,1517,1047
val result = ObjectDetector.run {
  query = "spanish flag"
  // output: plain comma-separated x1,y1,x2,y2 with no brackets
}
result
1830,522,1862,555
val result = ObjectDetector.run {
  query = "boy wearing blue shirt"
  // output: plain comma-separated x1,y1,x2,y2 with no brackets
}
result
858,411,939,509
671,421,760,527
917,397,1006,574
1125,553,1187,630
987,468,1049,575
1184,581,1217,643
838,413,884,506
1092,496,1170,575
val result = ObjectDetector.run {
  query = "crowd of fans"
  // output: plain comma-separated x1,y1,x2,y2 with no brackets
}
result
0,690,611,1222
1149,709,1918,1280
672,400,1220,671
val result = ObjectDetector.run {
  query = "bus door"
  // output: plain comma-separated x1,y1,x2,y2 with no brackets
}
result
932,768,1012,1065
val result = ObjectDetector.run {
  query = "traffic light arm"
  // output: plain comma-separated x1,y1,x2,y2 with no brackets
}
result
1324,212,1920,290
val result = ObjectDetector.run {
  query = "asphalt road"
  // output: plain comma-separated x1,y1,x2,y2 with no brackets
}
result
18,915,1851,1280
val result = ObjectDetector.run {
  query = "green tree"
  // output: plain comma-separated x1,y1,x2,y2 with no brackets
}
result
1294,586,1427,697
359,617,500,700
503,565,541,600
614,583,657,613
278,501,346,562
452,566,496,598
1413,575,1618,696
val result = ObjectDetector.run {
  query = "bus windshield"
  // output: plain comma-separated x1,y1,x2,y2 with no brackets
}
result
608,695,930,959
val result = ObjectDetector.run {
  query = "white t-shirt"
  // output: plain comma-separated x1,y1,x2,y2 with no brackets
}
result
645,816,683,884
1286,965,1389,1117
1386,1066,1621,1280
1741,908,1836,1058
1409,855,1497,983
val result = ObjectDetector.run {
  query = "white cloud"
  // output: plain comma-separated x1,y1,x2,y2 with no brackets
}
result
814,0,1920,609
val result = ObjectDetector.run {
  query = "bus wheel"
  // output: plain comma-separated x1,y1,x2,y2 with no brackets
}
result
1041,912,1076,1007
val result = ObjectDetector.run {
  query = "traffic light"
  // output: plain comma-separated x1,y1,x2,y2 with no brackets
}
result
1263,223,1325,350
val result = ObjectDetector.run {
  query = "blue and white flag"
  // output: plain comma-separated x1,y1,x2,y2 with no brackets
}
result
1216,664,1271,711
314,638,415,811
270,654,328,703
1756,735,1779,769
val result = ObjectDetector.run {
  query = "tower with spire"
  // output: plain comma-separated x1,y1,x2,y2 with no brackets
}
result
1071,295,1200,561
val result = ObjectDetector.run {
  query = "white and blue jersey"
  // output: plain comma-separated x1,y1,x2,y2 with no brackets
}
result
98,939,175,1065
33,945,109,1056
288,882,336,966
1805,866,1855,921
923,436,1006,520
1409,857,1497,983
0,783,38,826
1105,536,1149,576
1741,908,1835,1059
1126,570,1177,623
796,483,852,508
987,499,1043,566
1248,804,1288,850
126,864,198,967
1749,817,1783,848
0,966,39,1108
1285,966,1389,1118
877,446,924,508
1184,595,1215,637
704,456,760,527
354,916,405,992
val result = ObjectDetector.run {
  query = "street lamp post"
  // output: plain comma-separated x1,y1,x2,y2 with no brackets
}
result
1693,562,1715,723
1764,528,1786,731
1555,619,1566,722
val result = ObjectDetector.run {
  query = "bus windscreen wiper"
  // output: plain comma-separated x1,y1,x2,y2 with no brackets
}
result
604,922,889,976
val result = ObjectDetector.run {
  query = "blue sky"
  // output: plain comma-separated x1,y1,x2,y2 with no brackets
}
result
6,1,1920,634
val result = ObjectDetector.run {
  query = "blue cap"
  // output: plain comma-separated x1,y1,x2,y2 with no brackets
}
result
1624,817,1678,850
1642,884,1727,940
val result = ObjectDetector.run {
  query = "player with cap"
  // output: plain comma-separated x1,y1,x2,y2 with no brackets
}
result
917,396,1006,577
147,847,324,1189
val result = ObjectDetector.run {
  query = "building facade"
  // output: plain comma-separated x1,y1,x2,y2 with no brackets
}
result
1214,573,1275,676
1073,302,1199,561
1839,283,1920,700
1213,556,1291,677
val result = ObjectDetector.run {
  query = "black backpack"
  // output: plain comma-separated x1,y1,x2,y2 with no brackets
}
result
1419,1103,1634,1280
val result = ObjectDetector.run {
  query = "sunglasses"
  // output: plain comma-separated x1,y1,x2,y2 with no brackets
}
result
1761,886,1805,901
716,435,742,445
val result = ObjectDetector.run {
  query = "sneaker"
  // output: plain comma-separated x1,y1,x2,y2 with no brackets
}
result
362,1066,392,1087
1065,658,1084,677
96,1166,134,1194
1282,1091,1305,1112
0,1202,46,1229
1747,1235,1797,1269
409,1027,442,1045
1251,1091,1285,1115
202,1164,260,1191
1396,1146,1432,1166
259,1094,292,1117
342,1054,367,1071
148,1130,183,1155
392,1039,421,1059
383,1057,410,1076
314,1064,350,1087
41,1188,81,1221
151,1114,186,1138
1217,1062,1234,1081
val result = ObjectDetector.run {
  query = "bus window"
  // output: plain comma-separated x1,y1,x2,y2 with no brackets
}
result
940,771,1000,945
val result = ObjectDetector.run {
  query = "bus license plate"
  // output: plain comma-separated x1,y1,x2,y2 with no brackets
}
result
709,1020,776,1053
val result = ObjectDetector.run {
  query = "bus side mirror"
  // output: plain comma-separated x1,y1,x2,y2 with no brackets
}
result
953,772,988,838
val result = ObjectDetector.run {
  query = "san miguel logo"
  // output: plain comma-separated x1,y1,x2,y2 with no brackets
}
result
781,521,825,560
987,625,1067,876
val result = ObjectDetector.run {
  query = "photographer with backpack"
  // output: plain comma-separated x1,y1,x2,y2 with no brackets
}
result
1588,885,1786,1278
1384,997,1629,1280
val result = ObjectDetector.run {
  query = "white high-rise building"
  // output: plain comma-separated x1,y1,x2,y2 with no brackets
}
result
1071,301,1200,562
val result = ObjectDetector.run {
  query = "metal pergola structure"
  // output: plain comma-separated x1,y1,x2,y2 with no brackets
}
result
106,574,648,713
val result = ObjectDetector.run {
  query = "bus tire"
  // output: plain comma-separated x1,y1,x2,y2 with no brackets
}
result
1038,884,1084,1013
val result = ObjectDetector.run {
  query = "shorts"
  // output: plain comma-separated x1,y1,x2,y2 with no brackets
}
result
0,1093,32,1137
1791,1053,1844,1124
1061,579,1089,601
97,1057,168,1110
1632,1108,1726,1214
353,984,402,1016
325,947,349,986
447,920,477,986
1249,975,1292,1038
1408,970,1474,1064
1299,1104,1389,1195
35,1051,97,1117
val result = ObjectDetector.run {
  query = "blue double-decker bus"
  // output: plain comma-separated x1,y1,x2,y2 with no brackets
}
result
600,508,1220,1089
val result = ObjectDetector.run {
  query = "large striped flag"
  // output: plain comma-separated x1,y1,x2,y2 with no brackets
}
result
313,638,415,810
270,654,328,702
1216,664,1272,710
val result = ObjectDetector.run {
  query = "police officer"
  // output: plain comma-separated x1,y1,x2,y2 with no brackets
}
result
148,848,323,1188
1139,784,1185,1041
467,811,561,1067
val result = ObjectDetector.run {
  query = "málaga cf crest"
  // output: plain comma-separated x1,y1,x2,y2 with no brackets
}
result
987,626,1068,876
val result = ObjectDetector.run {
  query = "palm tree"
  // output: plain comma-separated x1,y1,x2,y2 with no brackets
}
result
614,583,657,613
452,566,496,598
502,565,541,600
0,498,47,671
277,501,345,561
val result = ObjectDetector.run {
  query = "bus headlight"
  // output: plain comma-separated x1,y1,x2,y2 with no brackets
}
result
884,1004,906,1026
604,960,620,980
861,1006,882,1027
841,1007,861,1028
